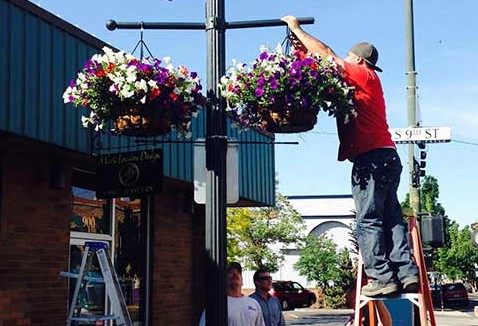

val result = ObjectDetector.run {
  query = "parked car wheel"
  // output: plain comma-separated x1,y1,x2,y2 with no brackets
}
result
309,295,317,306
281,299,290,311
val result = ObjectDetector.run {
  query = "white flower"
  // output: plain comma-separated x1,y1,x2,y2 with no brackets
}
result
81,115,89,127
119,86,134,98
135,79,148,92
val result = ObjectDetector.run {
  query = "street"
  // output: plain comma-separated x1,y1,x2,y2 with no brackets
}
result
283,293,478,325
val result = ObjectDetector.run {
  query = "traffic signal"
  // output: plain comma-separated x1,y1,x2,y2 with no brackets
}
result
412,158,421,188
421,215,445,247
412,142,427,188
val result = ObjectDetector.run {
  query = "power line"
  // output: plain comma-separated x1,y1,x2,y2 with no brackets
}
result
452,139,478,147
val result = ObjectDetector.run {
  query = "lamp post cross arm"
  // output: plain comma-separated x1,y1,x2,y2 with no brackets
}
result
107,17,314,31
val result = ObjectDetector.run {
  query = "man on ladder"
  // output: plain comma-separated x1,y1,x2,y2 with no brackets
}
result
281,14,438,326
281,15,419,295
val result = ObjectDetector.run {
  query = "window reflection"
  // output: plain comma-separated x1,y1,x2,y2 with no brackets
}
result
115,198,143,320
71,187,110,234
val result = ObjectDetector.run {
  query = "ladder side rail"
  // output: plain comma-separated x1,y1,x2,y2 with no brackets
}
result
353,256,365,326
368,301,376,326
409,216,437,326
97,248,133,326
67,246,92,326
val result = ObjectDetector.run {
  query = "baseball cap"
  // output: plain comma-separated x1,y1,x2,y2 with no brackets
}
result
349,42,382,72
227,262,242,273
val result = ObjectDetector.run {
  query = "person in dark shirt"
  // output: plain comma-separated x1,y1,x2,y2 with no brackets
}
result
249,269,285,326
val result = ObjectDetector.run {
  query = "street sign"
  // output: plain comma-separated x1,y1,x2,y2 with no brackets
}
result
389,126,451,144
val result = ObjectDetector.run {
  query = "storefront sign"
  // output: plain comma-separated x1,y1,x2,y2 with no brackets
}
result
96,149,163,198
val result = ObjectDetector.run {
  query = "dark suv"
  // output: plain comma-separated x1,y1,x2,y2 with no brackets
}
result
269,281,316,311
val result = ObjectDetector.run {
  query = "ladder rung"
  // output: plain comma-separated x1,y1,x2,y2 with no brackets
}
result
71,315,119,321
59,271,104,283
360,293,419,301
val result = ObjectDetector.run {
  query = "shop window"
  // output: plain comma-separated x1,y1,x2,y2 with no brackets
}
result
71,187,110,235
115,197,144,320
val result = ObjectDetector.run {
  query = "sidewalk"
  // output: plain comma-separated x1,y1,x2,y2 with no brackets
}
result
284,307,478,326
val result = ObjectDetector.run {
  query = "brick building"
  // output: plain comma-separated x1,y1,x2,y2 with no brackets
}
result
0,0,275,325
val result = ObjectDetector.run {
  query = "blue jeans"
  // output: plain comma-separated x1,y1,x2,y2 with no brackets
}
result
352,148,418,284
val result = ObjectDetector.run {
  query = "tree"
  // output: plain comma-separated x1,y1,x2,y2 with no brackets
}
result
420,176,445,215
401,175,478,283
227,193,304,272
294,234,354,308
435,224,478,283
401,175,445,215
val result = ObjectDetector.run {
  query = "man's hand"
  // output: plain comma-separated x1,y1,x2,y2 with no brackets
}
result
282,16,307,52
281,15,301,32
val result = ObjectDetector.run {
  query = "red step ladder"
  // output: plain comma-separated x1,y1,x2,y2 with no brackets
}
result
353,215,437,326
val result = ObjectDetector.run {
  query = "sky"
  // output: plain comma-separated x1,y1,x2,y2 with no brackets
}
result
33,0,478,228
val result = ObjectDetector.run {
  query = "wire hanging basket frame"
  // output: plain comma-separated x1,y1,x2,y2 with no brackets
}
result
113,23,172,137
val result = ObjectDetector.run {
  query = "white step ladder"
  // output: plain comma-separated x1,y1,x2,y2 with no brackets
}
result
61,241,133,326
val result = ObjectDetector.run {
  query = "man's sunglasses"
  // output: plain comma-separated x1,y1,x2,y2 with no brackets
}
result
258,276,272,281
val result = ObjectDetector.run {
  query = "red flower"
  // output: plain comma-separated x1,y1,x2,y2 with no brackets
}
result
150,88,161,100
106,63,115,73
95,70,106,77
295,50,307,60
169,92,179,101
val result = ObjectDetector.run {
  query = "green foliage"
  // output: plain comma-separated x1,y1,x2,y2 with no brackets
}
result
294,235,354,308
435,225,478,282
226,193,304,272
402,175,477,283
420,176,445,215
401,176,444,215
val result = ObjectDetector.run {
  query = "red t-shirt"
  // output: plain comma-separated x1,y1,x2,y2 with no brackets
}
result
336,61,395,161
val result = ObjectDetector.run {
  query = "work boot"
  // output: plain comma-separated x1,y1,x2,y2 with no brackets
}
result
361,280,399,297
402,276,420,293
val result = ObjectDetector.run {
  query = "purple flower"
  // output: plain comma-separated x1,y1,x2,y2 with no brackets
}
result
255,87,264,97
270,79,278,90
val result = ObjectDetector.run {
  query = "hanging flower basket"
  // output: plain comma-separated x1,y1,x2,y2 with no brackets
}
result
63,47,206,138
258,106,318,133
219,46,356,134
111,103,172,137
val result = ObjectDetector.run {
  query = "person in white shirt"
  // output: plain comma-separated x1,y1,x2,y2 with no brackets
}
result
200,262,265,326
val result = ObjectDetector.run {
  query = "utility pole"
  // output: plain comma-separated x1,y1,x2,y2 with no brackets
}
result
405,0,419,213
107,3,313,325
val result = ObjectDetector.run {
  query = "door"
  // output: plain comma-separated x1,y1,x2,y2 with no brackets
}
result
69,186,113,324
